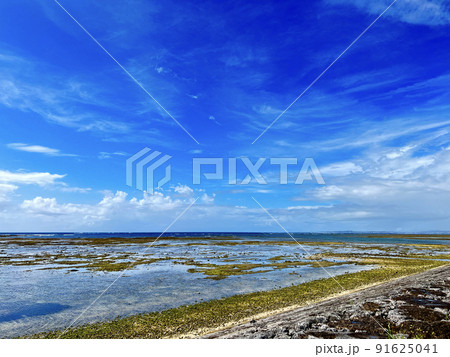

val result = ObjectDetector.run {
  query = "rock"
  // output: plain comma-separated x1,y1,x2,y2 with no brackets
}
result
434,307,448,316
262,330,276,339
393,333,409,339
387,310,406,325
296,321,310,330
328,313,340,321
277,334,290,339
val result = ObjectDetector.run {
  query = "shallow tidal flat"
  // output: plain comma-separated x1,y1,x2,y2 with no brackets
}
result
0,234,449,338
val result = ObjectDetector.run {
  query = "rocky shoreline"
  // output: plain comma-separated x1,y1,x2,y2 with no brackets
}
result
204,265,450,339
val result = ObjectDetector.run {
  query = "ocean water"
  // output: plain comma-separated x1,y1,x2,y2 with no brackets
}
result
3,231,450,244
0,232,449,337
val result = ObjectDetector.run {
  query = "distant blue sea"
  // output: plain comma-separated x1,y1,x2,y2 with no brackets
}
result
2,232,450,245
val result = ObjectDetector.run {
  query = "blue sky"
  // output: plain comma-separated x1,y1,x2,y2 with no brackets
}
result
1,0,450,232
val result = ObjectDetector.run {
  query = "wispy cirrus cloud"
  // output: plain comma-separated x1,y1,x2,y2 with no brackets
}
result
59,186,92,193
320,162,363,177
313,119,450,152
0,51,185,147
7,143,76,157
0,77,132,136
326,0,450,26
98,151,127,160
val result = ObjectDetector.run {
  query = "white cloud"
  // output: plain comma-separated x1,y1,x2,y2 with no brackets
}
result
208,115,222,126
189,149,203,154
0,169,90,195
255,189,272,193
1,167,449,231
128,191,184,211
327,0,450,26
321,162,363,177
59,186,92,193
0,170,65,186
98,151,128,159
173,184,194,196
7,143,76,156
314,183,387,199
315,119,450,152
200,193,215,204
77,120,130,133
300,142,450,227
384,145,416,159
287,205,333,210
0,59,133,137
18,191,190,227
21,197,86,216
0,183,18,203
368,154,435,180
252,104,280,115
